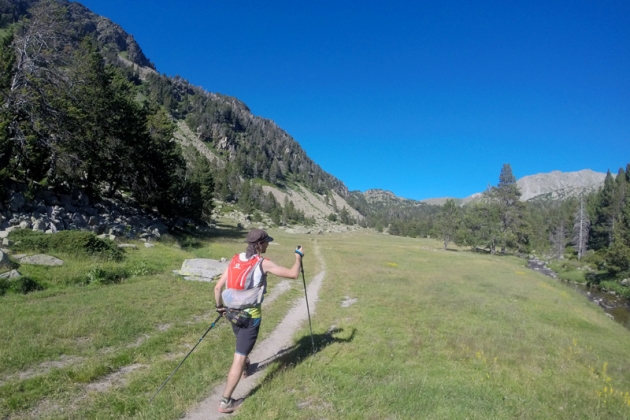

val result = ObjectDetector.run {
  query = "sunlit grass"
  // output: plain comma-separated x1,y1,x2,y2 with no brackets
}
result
2,230,630,419
235,232,630,419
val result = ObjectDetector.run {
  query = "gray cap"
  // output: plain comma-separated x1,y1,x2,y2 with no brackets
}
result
246,228,274,244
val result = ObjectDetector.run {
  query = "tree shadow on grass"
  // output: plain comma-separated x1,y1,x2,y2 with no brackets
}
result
170,222,247,249
245,327,356,398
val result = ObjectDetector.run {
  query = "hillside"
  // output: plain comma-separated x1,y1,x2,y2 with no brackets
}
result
0,0,362,231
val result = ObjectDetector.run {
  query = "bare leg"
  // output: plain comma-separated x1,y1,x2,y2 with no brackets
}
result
222,353,247,399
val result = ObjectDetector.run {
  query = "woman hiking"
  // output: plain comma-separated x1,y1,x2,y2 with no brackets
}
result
214,228,304,413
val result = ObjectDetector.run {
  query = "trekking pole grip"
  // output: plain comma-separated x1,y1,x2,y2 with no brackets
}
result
295,245,304,258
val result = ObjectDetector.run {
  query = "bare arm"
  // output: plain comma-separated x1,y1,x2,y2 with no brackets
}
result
262,251,303,279
214,266,229,308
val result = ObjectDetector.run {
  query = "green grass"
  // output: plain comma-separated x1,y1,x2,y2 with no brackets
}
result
548,260,590,283
0,227,319,419
236,233,630,419
1,230,630,419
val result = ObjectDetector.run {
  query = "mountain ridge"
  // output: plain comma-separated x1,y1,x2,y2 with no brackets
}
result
396,169,608,207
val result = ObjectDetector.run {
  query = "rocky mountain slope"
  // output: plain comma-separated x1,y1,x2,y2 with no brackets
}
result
379,169,607,210
517,169,606,201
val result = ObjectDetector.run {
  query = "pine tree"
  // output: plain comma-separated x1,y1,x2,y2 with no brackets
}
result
460,201,502,253
487,164,526,253
0,32,15,176
590,171,616,250
435,199,460,250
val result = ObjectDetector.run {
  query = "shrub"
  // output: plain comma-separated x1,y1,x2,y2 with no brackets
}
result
11,277,45,294
9,230,124,261
600,280,630,299
9,229,50,252
0,277,9,296
86,265,128,285
128,261,152,277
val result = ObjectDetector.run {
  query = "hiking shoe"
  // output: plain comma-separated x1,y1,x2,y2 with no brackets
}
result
218,397,244,413
242,357,250,378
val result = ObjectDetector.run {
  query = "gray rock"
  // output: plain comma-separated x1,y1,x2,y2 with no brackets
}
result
177,259,228,280
149,222,168,235
20,254,64,266
0,269,21,279
2,238,13,247
0,231,8,239
19,220,32,229
118,244,138,249
144,242,155,248
0,250,10,268
32,219,46,232
71,213,87,228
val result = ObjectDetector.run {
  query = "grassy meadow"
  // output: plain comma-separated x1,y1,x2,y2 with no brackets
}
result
1,228,630,419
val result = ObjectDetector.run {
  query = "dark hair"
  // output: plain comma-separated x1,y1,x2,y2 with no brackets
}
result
245,242,265,258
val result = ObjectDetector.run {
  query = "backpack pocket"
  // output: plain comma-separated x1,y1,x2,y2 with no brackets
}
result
222,286,264,309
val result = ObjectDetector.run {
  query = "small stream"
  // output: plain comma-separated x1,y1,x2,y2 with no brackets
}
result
528,259,630,331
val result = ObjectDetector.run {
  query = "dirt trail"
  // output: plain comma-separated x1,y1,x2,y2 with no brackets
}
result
184,246,326,420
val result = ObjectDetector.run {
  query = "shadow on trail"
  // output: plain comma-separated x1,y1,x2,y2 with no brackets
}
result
245,327,356,398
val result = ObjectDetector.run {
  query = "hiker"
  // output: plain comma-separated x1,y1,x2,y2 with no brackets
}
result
214,228,304,413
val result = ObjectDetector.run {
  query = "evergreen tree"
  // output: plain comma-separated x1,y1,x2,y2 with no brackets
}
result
189,152,215,218
489,164,526,253
459,201,501,253
0,32,15,178
435,199,460,250
590,171,616,250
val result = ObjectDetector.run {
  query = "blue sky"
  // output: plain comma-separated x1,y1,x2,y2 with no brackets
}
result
76,0,629,200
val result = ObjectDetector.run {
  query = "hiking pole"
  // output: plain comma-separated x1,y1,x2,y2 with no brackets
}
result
149,313,223,403
296,246,316,354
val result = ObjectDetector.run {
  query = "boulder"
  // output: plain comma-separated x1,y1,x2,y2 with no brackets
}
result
19,220,32,229
20,254,64,266
175,259,228,281
0,250,10,268
118,244,138,249
144,243,155,248
149,222,168,236
0,231,8,239
0,269,21,279
32,219,46,232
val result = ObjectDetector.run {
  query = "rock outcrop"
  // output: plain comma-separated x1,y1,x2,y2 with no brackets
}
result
0,181,182,242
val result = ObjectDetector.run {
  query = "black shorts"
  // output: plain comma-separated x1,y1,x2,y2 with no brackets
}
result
232,317,261,356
